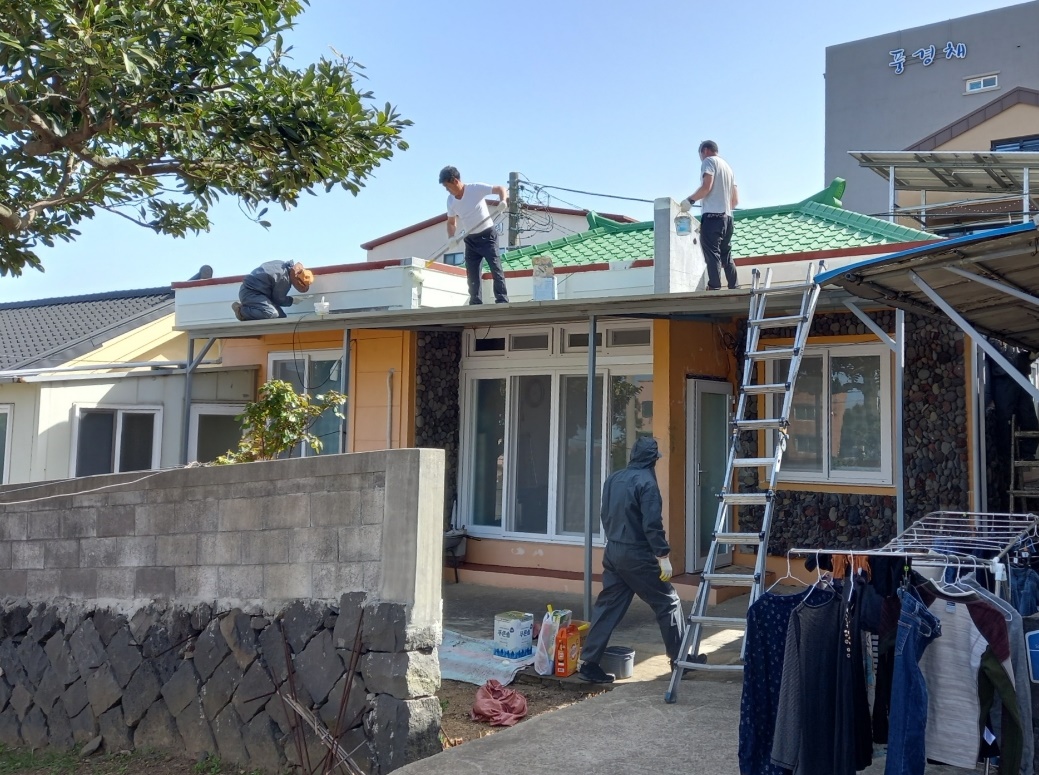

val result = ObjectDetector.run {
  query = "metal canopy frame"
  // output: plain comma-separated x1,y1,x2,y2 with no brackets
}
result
818,219,1039,520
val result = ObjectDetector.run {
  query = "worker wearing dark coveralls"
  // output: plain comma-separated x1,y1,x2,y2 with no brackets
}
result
579,436,685,684
232,260,313,321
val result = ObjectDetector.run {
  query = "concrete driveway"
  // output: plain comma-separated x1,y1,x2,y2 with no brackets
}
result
418,582,976,775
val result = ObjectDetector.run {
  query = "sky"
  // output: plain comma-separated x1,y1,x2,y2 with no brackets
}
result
0,0,1022,302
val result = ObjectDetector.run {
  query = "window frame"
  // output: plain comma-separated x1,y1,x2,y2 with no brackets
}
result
964,72,999,94
70,403,163,477
770,343,893,486
267,349,345,457
459,356,653,543
0,404,11,484
188,403,247,463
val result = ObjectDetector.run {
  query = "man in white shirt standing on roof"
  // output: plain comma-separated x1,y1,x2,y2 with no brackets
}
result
682,140,739,290
440,166,510,305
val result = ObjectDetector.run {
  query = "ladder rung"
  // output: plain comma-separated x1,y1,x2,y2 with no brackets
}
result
747,347,799,360
734,418,787,431
720,492,773,505
1013,460,1039,467
714,531,764,545
748,314,805,328
732,457,776,468
1010,490,1039,497
1016,431,1039,438
686,615,747,629
672,660,744,673
742,382,789,395
702,572,758,587
750,282,814,295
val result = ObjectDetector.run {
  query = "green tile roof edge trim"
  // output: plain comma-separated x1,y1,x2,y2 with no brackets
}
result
501,178,935,263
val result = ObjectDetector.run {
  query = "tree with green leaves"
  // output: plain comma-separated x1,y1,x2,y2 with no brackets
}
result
217,378,346,464
0,0,410,276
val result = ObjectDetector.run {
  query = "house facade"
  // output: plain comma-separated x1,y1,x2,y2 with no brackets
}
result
173,181,969,595
0,288,255,484
825,0,1039,218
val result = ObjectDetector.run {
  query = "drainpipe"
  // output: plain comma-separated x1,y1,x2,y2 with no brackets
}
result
894,310,905,534
386,368,395,449
180,337,217,465
583,315,598,622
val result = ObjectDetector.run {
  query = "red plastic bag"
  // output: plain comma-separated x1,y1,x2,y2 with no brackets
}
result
470,679,528,727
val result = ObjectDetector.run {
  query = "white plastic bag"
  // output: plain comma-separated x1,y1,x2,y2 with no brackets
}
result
533,610,558,676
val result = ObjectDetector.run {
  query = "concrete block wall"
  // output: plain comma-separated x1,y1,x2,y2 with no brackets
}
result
0,449,445,772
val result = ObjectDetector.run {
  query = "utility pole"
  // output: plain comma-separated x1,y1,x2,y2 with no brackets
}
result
508,171,520,248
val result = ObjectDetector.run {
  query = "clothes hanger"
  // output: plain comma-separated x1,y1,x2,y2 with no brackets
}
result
767,554,809,594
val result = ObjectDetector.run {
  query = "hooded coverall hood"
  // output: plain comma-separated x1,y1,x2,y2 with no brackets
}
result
628,437,662,469
598,436,669,557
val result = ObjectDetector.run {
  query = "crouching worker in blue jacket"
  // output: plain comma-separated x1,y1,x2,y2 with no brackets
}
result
232,260,313,321
578,436,686,684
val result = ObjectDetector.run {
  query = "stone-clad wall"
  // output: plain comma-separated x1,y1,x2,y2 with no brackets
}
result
414,332,461,528
0,449,445,772
738,311,966,553
901,314,969,523
0,595,439,773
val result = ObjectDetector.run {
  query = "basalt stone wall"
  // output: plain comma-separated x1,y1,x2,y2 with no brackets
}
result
0,450,445,772
414,332,461,528
0,596,439,773
737,310,964,553
901,314,969,524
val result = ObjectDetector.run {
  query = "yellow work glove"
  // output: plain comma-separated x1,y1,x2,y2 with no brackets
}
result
657,556,673,582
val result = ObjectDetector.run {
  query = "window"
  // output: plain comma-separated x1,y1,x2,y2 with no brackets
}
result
463,370,653,538
189,404,246,463
992,134,1039,153
771,345,892,484
73,406,161,477
608,328,652,347
0,405,11,484
268,351,344,457
444,252,464,267
509,333,550,352
965,73,998,93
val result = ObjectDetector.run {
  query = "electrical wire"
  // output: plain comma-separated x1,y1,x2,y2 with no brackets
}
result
521,181,654,205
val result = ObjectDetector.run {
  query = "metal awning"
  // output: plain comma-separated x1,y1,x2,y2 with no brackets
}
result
852,150,1039,194
817,218,1039,403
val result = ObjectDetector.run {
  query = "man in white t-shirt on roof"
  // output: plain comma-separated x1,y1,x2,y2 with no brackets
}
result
681,140,739,290
440,166,510,304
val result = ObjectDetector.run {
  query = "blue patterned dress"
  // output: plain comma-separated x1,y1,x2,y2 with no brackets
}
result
739,589,817,775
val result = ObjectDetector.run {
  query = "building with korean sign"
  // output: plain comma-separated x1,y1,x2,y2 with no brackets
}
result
825,1,1039,220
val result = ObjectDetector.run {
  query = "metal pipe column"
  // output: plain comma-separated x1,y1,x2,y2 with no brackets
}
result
894,310,905,534
583,315,598,622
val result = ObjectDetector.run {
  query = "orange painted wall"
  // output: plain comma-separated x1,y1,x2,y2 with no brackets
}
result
348,330,416,452
652,319,739,575
219,328,417,453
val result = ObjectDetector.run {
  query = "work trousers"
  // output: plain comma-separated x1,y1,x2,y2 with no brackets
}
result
463,227,509,304
885,588,941,775
580,542,684,665
238,286,286,320
700,213,738,290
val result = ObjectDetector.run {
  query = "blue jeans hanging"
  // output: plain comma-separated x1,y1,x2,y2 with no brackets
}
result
885,587,941,775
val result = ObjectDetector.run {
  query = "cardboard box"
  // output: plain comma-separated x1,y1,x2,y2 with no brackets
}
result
494,612,534,659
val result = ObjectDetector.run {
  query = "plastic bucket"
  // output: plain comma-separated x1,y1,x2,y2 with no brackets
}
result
601,646,635,679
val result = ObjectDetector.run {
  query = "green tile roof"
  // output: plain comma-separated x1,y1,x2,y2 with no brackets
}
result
500,179,937,271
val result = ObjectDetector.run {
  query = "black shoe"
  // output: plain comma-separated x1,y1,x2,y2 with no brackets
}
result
579,662,616,684
231,302,244,321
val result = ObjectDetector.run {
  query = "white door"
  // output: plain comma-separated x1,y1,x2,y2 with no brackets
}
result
686,379,733,572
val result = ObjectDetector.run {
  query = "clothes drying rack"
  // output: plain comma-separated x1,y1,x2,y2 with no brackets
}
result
787,510,1039,598
788,510,1039,774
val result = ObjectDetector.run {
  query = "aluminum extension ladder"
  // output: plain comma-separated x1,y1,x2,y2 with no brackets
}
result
665,262,824,704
